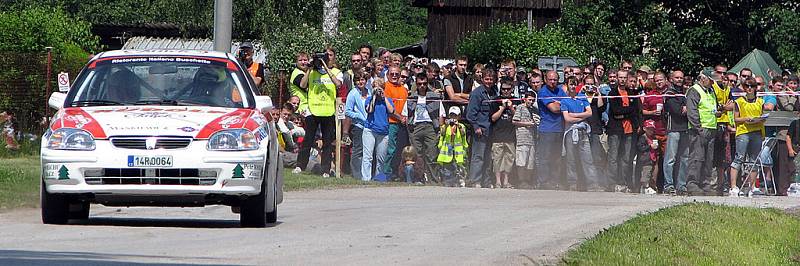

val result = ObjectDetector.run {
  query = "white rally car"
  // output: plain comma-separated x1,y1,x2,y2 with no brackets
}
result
41,50,283,227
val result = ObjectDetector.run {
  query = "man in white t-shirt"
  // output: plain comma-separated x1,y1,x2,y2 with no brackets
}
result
404,73,446,182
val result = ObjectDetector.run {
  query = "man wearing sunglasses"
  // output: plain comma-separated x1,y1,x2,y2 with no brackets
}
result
383,66,410,178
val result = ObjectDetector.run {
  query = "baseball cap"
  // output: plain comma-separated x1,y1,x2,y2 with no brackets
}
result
644,119,656,128
516,67,527,74
239,42,254,49
637,65,653,74
700,67,718,81
448,106,461,116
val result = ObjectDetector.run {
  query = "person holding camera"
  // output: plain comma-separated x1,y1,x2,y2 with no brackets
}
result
295,48,343,177
237,42,265,88
362,78,395,181
437,106,469,187
491,78,518,189
561,76,602,192
289,52,311,120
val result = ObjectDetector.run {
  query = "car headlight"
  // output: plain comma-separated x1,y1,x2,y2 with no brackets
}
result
207,129,259,151
47,128,96,150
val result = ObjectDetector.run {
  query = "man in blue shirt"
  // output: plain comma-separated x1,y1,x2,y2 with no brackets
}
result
466,69,497,188
345,71,371,180
560,77,602,191
537,70,567,189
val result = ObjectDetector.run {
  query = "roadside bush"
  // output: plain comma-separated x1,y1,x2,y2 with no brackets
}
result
456,23,587,69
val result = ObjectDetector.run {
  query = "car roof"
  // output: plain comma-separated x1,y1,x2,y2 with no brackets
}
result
95,49,234,60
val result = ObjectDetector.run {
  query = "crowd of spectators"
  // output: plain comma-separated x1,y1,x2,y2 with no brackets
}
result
272,44,800,197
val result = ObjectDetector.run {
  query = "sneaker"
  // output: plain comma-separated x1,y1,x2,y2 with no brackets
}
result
643,187,657,195
473,184,482,188
292,167,302,174
729,187,740,197
751,187,765,196
665,187,676,195
614,185,629,193
459,180,466,188
322,173,330,178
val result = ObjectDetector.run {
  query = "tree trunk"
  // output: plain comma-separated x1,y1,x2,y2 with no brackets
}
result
323,0,339,37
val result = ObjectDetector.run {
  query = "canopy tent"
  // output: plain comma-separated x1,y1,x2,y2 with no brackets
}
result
729,49,783,82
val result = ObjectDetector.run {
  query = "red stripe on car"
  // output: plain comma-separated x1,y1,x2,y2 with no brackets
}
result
195,109,253,139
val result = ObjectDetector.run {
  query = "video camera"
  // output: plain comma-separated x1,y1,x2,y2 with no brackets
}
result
311,52,329,71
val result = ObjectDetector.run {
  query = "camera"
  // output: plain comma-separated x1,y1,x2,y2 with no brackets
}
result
447,118,456,126
311,52,329,71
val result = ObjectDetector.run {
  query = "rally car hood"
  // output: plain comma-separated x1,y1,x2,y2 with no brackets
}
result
50,106,264,139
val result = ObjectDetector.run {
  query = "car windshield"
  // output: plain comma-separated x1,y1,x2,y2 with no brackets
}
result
68,56,251,108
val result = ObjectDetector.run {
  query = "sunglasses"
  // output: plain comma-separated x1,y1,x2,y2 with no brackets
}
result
389,72,400,76
501,87,513,90
400,75,408,78
744,84,756,88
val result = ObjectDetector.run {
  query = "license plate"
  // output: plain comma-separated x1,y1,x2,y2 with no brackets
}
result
127,155,173,167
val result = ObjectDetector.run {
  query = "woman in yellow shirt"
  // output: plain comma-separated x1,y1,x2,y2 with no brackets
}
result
729,78,766,197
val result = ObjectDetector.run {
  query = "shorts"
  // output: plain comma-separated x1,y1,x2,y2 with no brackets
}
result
491,142,515,173
515,145,536,170
731,131,762,170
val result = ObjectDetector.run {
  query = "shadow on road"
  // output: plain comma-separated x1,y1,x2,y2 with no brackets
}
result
0,249,236,266
68,217,281,229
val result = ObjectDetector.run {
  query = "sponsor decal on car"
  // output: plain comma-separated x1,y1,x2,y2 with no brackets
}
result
50,108,107,138
195,109,254,139
178,126,197,132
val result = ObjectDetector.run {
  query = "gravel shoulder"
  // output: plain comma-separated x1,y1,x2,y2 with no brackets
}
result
0,187,797,265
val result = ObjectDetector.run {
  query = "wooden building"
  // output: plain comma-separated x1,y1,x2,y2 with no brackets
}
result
411,0,562,58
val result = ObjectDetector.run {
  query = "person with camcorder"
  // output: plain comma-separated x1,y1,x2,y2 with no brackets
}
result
236,42,265,87
295,47,343,178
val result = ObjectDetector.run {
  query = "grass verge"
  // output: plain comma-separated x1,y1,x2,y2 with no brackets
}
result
0,155,40,210
563,202,800,265
0,154,400,210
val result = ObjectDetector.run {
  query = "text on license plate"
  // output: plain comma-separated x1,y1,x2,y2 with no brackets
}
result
128,155,173,167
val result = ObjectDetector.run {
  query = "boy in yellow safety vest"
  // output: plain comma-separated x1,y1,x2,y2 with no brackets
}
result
437,106,469,187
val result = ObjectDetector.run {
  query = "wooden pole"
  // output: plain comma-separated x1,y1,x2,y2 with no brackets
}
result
335,97,343,178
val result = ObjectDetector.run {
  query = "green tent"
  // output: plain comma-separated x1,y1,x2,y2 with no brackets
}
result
730,49,783,82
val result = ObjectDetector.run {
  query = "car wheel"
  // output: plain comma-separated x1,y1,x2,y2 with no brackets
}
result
68,202,90,221
41,179,69,225
240,179,267,228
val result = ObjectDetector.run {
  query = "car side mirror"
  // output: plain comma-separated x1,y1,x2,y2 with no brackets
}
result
48,92,67,110
254,95,273,114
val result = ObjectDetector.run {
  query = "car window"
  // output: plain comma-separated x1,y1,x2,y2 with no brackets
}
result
69,57,251,108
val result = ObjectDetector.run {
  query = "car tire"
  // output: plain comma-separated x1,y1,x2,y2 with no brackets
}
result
41,179,69,225
240,179,268,228
68,202,90,221
266,184,277,224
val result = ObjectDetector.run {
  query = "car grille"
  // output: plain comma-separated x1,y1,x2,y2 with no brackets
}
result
84,168,216,186
111,137,192,150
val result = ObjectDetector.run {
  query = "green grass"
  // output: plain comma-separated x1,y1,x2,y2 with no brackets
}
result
0,153,399,210
563,203,800,265
0,155,40,210
283,171,403,191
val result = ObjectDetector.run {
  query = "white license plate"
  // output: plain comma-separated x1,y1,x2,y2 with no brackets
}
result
127,155,173,167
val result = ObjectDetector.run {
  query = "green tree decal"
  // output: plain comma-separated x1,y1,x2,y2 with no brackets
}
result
232,164,245,179
58,166,69,180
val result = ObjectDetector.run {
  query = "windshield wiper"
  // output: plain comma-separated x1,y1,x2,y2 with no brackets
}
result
134,99,178,105
70,100,123,107
134,99,205,106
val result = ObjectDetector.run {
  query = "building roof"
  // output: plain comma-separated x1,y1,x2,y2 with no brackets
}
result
411,0,561,9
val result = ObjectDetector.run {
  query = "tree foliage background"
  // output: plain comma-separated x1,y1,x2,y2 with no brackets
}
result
457,0,800,74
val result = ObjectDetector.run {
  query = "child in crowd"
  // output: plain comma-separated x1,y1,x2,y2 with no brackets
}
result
490,78,517,188
637,120,660,195
437,106,469,187
512,92,540,189
402,146,418,183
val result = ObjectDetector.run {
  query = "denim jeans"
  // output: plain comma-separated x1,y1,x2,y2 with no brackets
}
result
468,133,491,186
607,134,635,188
361,128,389,181
589,134,608,187
663,131,689,191
404,164,414,183
537,132,564,188
565,131,602,188
731,131,762,170
350,126,364,180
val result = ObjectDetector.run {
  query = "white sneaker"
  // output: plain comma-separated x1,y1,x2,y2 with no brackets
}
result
614,185,629,193
729,187,740,197
292,167,302,174
322,173,330,178
644,187,657,195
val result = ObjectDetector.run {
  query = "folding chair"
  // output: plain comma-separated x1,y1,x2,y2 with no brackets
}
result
740,137,778,197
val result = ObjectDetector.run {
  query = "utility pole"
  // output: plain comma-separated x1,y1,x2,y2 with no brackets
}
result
213,0,232,52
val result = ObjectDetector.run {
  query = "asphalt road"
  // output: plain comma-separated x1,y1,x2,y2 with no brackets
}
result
1,187,798,266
